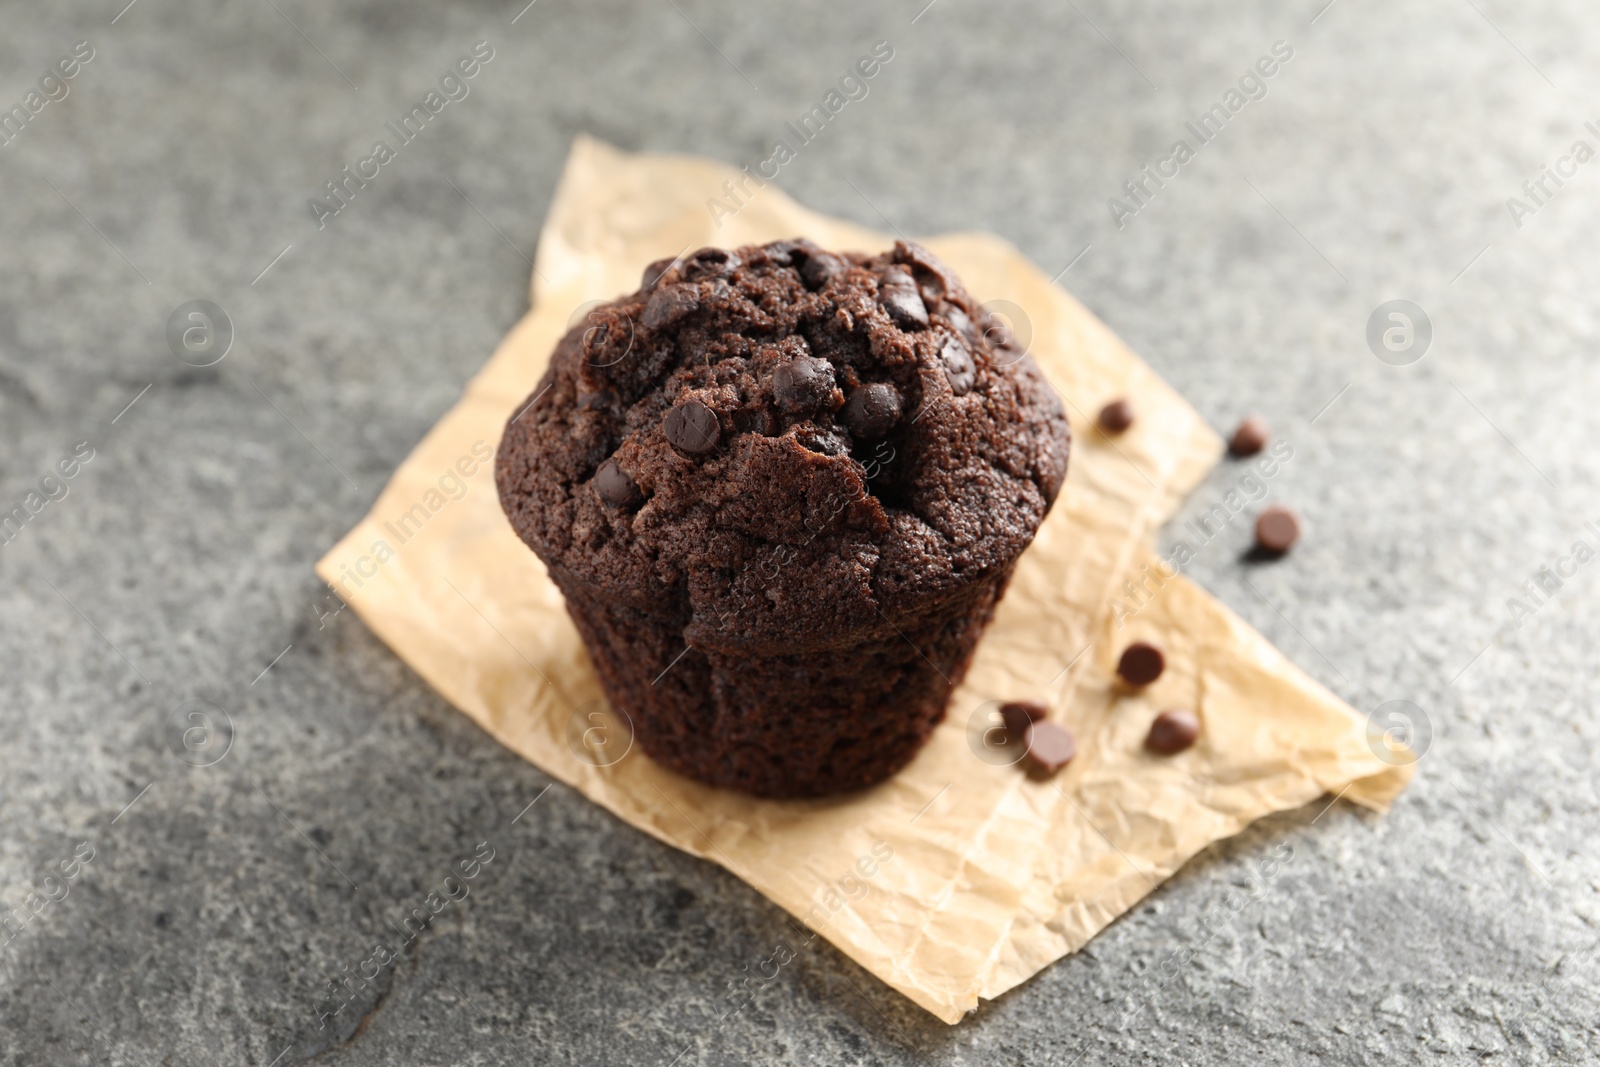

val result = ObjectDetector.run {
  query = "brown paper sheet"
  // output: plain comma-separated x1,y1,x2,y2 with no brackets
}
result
316,137,1410,1023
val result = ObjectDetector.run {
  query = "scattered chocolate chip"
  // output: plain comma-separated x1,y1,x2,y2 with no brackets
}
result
1254,505,1301,555
663,399,720,455
642,284,699,330
594,459,643,508
842,382,903,441
941,336,976,396
640,257,679,291
680,247,739,282
1230,416,1270,457
773,356,837,414
1116,641,1165,686
1097,398,1134,435
878,268,929,331
1024,721,1077,777
578,389,613,411
1145,709,1200,754
1000,700,1047,739
800,252,847,290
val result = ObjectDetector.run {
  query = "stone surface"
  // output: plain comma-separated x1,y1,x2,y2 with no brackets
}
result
2,1,1597,1064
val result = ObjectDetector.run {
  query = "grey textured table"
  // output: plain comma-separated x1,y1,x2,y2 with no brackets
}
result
3,1,1596,1063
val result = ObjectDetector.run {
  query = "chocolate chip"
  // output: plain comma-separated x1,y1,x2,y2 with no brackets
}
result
842,382,902,441
943,305,976,344
1230,417,1270,457
941,336,976,396
878,269,929,331
1254,505,1301,554
594,458,643,508
894,240,956,293
773,356,837,415
800,252,847,290
642,284,699,330
663,399,720,455
1098,398,1134,434
1145,709,1200,754
1000,700,1047,739
1023,721,1076,777
1116,642,1165,686
640,257,679,291
762,238,818,267
680,247,738,282
795,428,848,456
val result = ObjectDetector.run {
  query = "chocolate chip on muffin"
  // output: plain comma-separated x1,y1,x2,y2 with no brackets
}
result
773,355,838,416
641,256,680,291
496,238,1071,797
642,284,699,330
682,246,739,281
941,336,976,396
842,382,903,441
800,251,847,291
877,266,929,331
663,399,720,455
594,458,643,508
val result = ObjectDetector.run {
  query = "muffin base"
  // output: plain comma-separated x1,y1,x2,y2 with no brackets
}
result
554,568,1014,798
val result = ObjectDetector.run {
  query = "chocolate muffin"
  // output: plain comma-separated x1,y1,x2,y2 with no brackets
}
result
497,239,1070,797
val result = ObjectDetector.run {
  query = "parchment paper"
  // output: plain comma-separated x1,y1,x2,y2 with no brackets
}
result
316,137,1411,1024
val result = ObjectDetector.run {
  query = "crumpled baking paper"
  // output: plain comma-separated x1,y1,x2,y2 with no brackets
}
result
316,136,1410,1024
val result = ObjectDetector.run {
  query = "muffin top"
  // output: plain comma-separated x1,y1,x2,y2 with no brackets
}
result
496,238,1070,648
